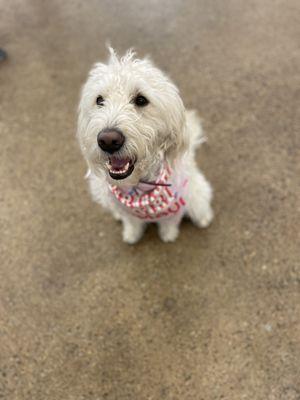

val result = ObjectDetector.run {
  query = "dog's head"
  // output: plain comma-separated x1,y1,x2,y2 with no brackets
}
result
77,48,188,186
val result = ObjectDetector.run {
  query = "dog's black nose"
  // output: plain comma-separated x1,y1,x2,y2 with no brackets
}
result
97,128,125,154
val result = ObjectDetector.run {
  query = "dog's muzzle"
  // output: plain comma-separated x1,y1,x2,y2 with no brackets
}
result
97,128,135,180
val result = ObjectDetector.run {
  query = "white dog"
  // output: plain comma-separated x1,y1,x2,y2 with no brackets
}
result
77,48,213,243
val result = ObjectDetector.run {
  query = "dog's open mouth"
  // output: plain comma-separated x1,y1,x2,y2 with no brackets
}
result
106,156,135,180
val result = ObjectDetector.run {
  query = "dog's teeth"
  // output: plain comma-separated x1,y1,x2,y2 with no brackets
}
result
108,161,130,174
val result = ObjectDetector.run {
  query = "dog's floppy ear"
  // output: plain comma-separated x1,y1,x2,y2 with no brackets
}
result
162,99,189,165
164,123,189,165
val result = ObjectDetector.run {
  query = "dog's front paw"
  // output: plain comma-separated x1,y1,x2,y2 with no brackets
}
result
158,223,179,242
122,222,145,244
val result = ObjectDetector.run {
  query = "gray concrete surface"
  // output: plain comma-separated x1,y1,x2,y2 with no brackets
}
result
0,1,300,399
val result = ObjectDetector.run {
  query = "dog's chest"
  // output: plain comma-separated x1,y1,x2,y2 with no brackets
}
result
109,165,188,221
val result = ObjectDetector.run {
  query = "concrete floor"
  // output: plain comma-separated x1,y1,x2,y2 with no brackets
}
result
1,0,300,399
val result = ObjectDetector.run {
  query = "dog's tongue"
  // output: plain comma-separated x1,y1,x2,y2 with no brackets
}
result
110,156,129,169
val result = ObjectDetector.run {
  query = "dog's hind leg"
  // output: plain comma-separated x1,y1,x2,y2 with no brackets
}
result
185,170,214,228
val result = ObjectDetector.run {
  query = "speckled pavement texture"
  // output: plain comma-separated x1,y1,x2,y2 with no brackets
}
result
0,1,300,399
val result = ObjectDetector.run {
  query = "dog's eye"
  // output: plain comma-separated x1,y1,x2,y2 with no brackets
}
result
134,95,149,107
96,95,104,106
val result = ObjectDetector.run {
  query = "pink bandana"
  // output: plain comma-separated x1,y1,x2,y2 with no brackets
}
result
109,164,188,221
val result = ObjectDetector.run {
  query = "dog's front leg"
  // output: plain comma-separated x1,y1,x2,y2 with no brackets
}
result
158,215,182,242
122,215,146,244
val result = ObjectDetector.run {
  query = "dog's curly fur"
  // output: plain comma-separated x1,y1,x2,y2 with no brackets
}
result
77,48,213,243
